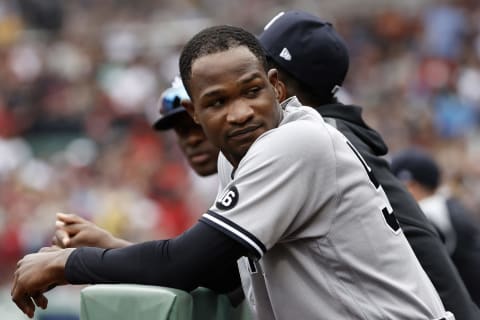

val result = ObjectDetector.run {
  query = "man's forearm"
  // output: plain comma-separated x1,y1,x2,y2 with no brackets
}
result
64,222,246,292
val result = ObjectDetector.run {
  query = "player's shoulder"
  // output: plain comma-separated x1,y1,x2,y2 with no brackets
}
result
265,98,331,146
281,97,324,126
250,99,333,161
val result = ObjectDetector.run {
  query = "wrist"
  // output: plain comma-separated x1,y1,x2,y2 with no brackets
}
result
110,237,132,248
96,229,131,249
51,248,76,285
95,230,117,248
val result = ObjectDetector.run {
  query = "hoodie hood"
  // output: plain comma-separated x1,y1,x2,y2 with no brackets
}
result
314,103,388,156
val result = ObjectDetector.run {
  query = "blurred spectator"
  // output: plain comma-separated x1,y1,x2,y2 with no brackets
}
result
421,0,468,60
391,148,480,306
432,86,478,138
17,0,63,32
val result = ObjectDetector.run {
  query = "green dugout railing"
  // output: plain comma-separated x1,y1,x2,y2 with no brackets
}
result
80,285,252,320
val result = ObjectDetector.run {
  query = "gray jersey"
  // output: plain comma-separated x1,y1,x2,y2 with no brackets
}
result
200,97,449,320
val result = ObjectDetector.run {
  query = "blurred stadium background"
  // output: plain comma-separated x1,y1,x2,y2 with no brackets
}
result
1,0,479,318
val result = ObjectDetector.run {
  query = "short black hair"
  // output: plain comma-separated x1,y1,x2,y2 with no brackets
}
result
179,25,268,97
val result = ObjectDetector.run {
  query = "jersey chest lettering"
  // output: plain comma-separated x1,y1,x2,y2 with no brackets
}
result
346,140,400,233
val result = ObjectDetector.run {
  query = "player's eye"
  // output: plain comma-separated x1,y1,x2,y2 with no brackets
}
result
244,87,261,98
209,98,225,108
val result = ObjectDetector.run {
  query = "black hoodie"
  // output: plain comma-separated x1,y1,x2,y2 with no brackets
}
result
316,103,480,320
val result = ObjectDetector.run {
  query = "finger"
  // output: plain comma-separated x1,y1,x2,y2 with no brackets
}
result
56,212,84,225
11,270,19,297
32,293,48,309
12,290,36,319
52,235,60,247
22,296,36,319
54,229,70,248
11,259,26,296
55,220,66,228
60,220,86,233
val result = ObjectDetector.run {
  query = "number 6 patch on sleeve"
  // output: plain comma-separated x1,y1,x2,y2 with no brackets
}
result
216,185,239,210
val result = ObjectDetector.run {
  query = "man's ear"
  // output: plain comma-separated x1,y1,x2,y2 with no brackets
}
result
268,69,287,102
275,78,287,102
181,99,199,124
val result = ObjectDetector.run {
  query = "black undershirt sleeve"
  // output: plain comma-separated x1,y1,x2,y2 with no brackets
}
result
65,221,247,293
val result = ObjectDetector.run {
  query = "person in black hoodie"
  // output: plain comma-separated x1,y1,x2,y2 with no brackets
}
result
259,10,480,319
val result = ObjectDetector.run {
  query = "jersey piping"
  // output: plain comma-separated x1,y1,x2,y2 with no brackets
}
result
201,210,266,258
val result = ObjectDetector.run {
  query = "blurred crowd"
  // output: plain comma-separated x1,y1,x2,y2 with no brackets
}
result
0,0,480,290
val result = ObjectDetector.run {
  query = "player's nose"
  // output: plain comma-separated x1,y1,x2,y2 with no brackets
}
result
226,99,254,125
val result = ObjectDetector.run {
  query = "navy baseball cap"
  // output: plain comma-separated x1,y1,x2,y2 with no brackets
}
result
153,76,190,131
259,10,349,96
390,148,441,190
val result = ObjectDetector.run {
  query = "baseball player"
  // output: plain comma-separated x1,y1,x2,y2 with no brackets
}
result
12,25,452,320
258,10,479,319
52,76,220,249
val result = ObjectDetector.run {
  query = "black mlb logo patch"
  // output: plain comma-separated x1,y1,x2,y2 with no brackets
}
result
216,185,239,210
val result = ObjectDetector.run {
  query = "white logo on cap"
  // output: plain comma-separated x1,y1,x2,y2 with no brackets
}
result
279,48,292,61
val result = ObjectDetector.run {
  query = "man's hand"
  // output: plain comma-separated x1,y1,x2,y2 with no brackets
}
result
53,213,131,249
11,247,75,318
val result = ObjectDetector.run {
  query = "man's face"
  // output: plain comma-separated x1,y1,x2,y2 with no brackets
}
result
172,112,219,177
186,46,281,167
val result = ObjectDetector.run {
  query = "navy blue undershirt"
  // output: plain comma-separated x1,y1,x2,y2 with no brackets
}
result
65,221,245,293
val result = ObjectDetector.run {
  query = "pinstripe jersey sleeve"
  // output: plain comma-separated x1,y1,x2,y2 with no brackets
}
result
200,107,337,258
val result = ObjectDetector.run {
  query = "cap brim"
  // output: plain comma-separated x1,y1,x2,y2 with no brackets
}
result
152,108,187,131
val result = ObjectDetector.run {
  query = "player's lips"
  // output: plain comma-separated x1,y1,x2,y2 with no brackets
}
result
227,124,262,140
